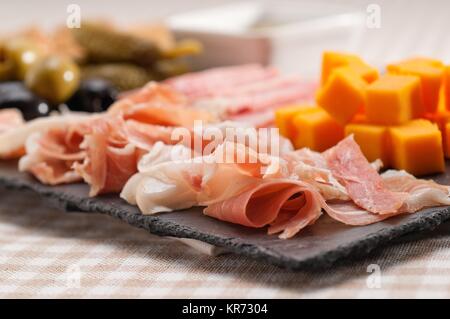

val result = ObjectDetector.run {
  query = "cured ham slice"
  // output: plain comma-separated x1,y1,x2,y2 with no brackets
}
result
164,64,279,99
109,82,216,127
282,148,348,201
204,179,323,239
323,201,399,226
19,128,85,185
163,65,316,126
212,77,315,115
124,120,180,151
226,109,276,128
72,116,140,196
0,113,92,159
0,109,24,134
324,135,406,214
382,170,450,213
19,114,182,196
322,170,450,226
121,141,284,214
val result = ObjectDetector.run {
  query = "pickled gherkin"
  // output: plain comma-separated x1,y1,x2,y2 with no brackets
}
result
72,23,160,66
81,63,155,91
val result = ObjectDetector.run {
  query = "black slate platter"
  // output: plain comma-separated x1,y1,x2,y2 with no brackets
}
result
1,159,450,270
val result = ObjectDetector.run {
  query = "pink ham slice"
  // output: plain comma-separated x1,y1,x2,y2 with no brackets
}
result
204,179,323,239
19,128,85,185
109,82,215,127
164,64,279,99
70,116,140,196
219,78,316,115
323,201,399,226
324,135,407,214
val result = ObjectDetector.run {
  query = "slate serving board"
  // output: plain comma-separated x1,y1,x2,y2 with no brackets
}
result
1,159,450,270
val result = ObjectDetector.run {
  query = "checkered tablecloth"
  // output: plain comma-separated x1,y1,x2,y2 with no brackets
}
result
1,188,450,298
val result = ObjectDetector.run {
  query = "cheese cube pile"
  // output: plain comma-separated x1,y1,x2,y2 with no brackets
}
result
275,51,450,176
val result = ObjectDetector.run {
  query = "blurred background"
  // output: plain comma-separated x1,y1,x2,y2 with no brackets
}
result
2,0,449,78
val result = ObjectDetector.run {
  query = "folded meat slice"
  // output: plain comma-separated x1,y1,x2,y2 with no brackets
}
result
69,116,141,196
19,128,85,185
382,170,450,213
121,141,284,214
324,135,406,214
0,109,24,134
281,148,348,201
323,200,399,226
164,64,279,99
19,115,150,196
124,120,180,151
218,77,315,115
0,113,92,159
109,82,215,126
204,179,323,239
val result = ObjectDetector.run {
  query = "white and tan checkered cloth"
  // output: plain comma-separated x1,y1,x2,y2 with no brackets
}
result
1,188,450,299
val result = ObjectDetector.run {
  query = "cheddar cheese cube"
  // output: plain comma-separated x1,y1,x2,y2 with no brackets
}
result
389,121,444,176
445,122,450,159
345,123,390,165
445,66,450,112
316,68,367,125
366,75,425,125
387,57,444,71
321,51,379,85
321,51,360,85
292,108,344,151
388,61,444,113
343,62,379,84
351,113,368,124
274,105,316,138
424,100,450,157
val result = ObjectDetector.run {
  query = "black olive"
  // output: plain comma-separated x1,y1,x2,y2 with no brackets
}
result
0,81,52,120
66,78,117,112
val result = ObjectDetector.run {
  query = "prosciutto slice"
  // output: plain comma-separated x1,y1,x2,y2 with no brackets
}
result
0,113,92,159
19,128,85,185
121,141,285,214
109,82,216,127
382,170,450,213
72,116,140,196
324,135,406,214
164,64,279,99
322,170,450,226
204,179,323,239
163,64,316,125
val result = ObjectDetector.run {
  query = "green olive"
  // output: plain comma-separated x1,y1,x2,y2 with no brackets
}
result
0,60,14,81
4,38,42,80
0,45,14,81
25,56,80,104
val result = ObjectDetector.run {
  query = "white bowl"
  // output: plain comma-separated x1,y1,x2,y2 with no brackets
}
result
167,1,366,79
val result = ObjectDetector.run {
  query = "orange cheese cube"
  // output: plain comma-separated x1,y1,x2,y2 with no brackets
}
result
321,51,379,85
321,51,378,85
445,122,450,159
321,51,360,85
387,59,444,113
351,113,368,124
316,68,367,125
345,123,390,165
343,62,379,84
292,108,344,151
389,121,444,176
445,66,450,112
274,105,316,138
366,75,425,125
387,57,444,71
424,100,450,157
